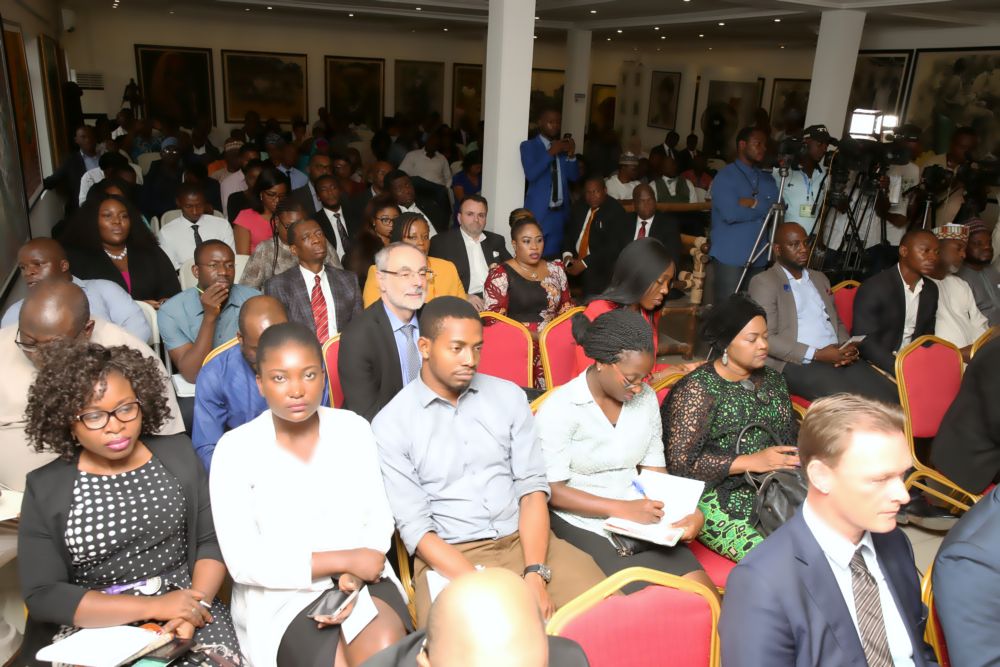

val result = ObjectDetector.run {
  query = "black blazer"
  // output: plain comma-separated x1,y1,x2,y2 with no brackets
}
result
18,434,220,660
140,159,184,220
360,630,590,667
413,196,450,235
339,301,408,422
65,244,181,303
626,213,681,268
428,227,512,294
43,151,90,216
853,267,938,375
263,263,362,336
563,197,629,296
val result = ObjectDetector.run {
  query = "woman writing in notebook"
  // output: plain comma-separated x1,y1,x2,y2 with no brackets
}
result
210,322,409,667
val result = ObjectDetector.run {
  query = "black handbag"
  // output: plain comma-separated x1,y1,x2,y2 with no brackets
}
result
608,532,653,557
734,423,808,537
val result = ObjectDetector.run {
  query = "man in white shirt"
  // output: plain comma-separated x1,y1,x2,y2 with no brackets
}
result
930,224,988,359
651,155,699,204
157,183,236,269
78,150,144,205
211,138,244,182
604,153,641,201
399,133,452,189
776,124,830,235
721,395,937,667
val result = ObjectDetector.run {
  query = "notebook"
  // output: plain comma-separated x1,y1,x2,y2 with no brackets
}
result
36,626,160,667
603,470,706,548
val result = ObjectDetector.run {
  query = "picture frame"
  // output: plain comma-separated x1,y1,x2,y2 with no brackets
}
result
589,84,616,133
2,22,42,203
324,55,383,131
222,49,307,124
394,59,445,122
769,78,811,137
845,50,913,133
647,70,681,130
134,44,215,127
700,79,759,160
38,33,67,164
452,63,483,129
530,68,564,124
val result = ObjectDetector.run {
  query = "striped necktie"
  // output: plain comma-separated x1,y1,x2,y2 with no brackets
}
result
850,547,893,667
310,274,329,343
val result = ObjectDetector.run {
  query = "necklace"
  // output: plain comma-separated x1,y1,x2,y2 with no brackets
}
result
514,259,540,280
104,247,128,261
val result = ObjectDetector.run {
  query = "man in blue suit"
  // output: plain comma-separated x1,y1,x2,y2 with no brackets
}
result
933,485,1000,667
720,394,937,667
520,108,579,258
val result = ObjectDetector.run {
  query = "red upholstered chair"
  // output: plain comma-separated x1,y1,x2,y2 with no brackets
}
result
540,306,585,389
896,335,982,512
547,567,720,667
790,394,812,412
322,334,344,408
688,540,737,593
921,565,951,667
479,312,533,387
832,280,860,334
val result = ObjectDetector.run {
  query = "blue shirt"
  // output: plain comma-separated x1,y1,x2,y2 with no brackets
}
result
774,165,826,235
192,343,330,470
383,301,420,385
157,284,260,351
278,165,308,190
2,276,151,342
451,170,481,196
781,267,838,362
709,160,779,266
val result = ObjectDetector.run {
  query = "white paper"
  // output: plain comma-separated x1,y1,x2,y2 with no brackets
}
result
340,585,377,644
171,373,197,398
36,626,159,667
0,488,23,523
425,569,450,604
603,470,705,547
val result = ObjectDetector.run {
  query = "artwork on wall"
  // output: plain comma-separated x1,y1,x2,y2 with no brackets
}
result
3,23,42,203
844,51,912,132
38,33,67,164
589,84,616,133
700,79,759,160
769,78,811,138
0,16,33,295
134,44,214,128
222,50,306,124
530,68,564,124
646,70,681,130
395,59,445,122
325,56,383,130
904,47,1000,155
452,63,483,129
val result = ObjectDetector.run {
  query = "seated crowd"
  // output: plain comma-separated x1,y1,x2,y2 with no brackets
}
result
5,102,1000,667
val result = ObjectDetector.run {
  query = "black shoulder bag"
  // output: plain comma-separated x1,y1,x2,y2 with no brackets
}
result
734,422,808,537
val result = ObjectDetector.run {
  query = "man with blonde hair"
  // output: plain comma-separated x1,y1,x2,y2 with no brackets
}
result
720,395,938,666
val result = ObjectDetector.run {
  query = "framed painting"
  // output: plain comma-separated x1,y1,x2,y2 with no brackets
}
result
38,33,67,164
845,51,912,132
700,79,759,160
3,22,42,203
903,47,1000,155
325,56,383,130
134,44,215,127
589,84,616,133
530,68,564,123
769,78,810,138
394,59,444,122
222,50,306,123
647,71,680,130
452,63,483,129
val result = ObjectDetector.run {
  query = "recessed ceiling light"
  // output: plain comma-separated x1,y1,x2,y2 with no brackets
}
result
616,29,623,33
660,35,666,40
709,47,713,50
590,9,597,13
656,48,661,51
415,6,422,10
774,18,781,22
443,27,448,31
698,33,704,37
535,16,539,19
169,10,174,13
348,13,354,17
606,37,612,41
533,35,538,39
718,22,725,26
267,5,272,9
654,26,659,30
780,45,785,49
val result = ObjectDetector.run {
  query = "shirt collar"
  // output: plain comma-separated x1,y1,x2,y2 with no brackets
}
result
540,135,552,149
780,265,809,284
460,227,484,244
897,264,923,292
568,370,596,406
299,264,323,282
413,373,481,407
381,300,418,333
802,499,875,570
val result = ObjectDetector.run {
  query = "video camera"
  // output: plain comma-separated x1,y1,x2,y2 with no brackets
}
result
827,136,912,205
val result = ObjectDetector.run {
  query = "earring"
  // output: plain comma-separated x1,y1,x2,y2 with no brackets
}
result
721,350,729,366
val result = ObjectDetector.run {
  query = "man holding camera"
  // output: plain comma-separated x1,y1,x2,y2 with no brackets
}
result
521,108,579,258
775,125,831,236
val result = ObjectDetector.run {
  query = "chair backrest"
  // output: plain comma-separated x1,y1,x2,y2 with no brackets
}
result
235,254,250,284
161,209,182,226
136,151,159,175
921,565,951,667
478,312,534,387
322,334,344,408
895,335,963,443
134,300,159,348
530,388,554,414
540,306,585,389
178,259,198,290
831,280,860,334
548,567,719,667
651,373,684,406
203,337,238,367
970,326,999,359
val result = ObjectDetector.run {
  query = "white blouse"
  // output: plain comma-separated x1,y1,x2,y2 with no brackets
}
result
534,370,666,540
210,407,401,667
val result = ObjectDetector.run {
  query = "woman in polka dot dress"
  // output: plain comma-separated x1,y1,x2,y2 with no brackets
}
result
18,341,243,666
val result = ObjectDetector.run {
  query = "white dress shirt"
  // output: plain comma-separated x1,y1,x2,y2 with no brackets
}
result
657,175,699,203
78,163,144,204
931,275,989,348
633,217,653,240
899,265,924,349
605,174,641,201
780,267,839,361
210,407,403,667
461,228,490,295
156,214,236,269
399,148,452,188
323,207,349,262
299,264,339,334
801,501,914,667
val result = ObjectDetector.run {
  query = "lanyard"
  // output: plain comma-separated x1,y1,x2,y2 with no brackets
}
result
801,170,814,202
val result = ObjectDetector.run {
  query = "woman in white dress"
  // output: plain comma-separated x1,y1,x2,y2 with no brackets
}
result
210,322,410,667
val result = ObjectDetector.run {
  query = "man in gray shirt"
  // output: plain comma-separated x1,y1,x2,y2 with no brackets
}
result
373,297,604,627
958,225,1000,326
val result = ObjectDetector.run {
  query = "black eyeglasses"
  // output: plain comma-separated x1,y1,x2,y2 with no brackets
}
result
15,326,86,353
379,268,433,280
74,400,143,430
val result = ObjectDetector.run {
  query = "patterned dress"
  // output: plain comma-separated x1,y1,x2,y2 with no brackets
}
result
661,363,798,562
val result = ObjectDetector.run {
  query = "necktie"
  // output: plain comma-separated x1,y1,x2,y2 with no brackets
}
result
401,323,420,384
191,224,203,247
550,158,559,205
849,547,894,667
310,274,329,343
333,212,352,256
637,220,648,239
579,208,597,258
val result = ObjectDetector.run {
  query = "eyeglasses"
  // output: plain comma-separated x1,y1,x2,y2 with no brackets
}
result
379,268,433,281
609,363,650,390
74,400,142,430
15,327,85,353
375,215,398,224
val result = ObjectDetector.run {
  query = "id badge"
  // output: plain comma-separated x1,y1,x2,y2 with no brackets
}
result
799,204,815,218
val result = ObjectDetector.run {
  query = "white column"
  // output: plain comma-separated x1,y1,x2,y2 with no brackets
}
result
804,10,866,139
561,29,592,144
481,0,536,239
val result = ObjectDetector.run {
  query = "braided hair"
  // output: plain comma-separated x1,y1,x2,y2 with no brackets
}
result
571,309,654,364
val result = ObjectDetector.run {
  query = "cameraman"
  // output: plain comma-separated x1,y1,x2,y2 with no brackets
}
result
774,125,830,235
925,127,979,223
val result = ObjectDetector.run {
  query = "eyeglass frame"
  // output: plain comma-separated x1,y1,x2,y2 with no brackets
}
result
73,400,143,431
378,268,434,280
608,361,651,390
14,324,89,354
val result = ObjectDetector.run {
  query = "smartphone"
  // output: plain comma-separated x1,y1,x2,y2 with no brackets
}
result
839,334,866,350
306,587,361,620
134,637,194,665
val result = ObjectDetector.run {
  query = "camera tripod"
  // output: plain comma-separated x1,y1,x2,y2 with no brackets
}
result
732,166,790,294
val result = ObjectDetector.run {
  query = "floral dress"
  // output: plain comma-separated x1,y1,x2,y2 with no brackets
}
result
483,260,574,389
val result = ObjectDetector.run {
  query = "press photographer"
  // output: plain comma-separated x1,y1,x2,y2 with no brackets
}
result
772,125,832,235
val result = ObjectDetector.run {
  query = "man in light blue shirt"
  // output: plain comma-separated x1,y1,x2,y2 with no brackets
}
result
2,238,150,341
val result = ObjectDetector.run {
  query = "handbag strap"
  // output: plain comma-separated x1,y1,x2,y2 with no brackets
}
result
734,422,783,456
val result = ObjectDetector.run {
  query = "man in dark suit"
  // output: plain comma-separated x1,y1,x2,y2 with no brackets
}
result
339,242,428,421
749,222,898,402
140,137,185,220
933,485,1000,667
520,108,580,257
428,194,511,309
309,174,361,264
262,217,361,342
677,133,700,173
853,229,940,376
43,124,98,218
288,152,333,217
721,395,938,667
385,169,449,234
351,160,393,218
561,177,629,297
628,184,680,267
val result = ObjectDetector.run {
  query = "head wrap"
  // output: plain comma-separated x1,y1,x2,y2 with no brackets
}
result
933,224,968,242
701,294,767,353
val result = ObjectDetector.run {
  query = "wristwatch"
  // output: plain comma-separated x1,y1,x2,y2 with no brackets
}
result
523,563,552,584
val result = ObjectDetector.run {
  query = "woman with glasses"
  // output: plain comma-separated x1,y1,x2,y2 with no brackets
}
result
233,165,290,255
662,294,799,562
534,310,712,593
361,212,465,307
18,341,242,665
344,194,398,291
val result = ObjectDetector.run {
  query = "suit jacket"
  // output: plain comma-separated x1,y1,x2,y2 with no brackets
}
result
678,148,699,173
720,510,937,667
929,337,1000,492
313,205,364,252
140,159,185,220
43,151,90,215
626,213,681,267
853,267,937,375
749,263,849,371
359,630,590,667
932,486,1000,667
262,263,362,336
563,197,630,296
290,183,321,218
429,227,512,293
520,135,580,240
339,301,406,422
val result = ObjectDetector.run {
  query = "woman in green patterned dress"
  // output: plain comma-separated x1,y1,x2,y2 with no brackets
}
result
661,294,799,562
